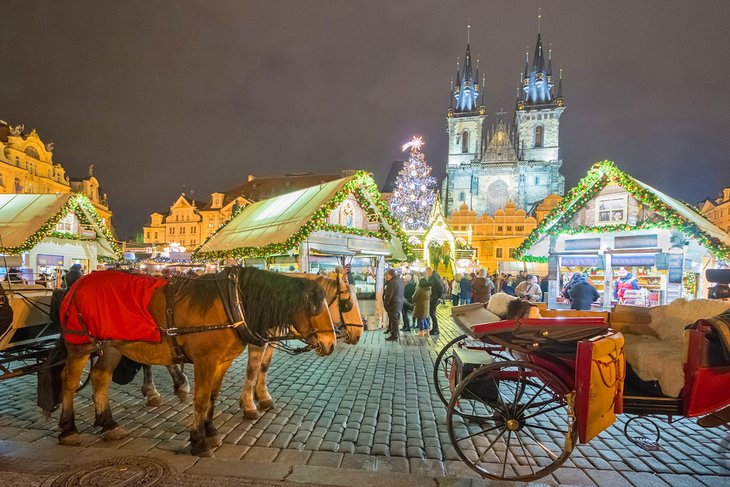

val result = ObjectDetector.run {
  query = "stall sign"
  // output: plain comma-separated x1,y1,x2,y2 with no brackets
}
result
565,238,601,251
614,234,658,249
611,255,655,267
37,254,64,267
561,256,601,267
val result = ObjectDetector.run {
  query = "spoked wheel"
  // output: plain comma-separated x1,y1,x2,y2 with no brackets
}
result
447,360,576,482
77,354,97,391
433,334,509,409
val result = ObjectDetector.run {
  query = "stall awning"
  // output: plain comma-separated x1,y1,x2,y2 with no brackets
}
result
194,172,412,261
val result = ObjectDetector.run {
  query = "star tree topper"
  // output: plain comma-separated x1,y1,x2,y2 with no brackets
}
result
402,136,424,153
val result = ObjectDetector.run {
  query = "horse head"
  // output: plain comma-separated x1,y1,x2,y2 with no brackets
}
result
332,274,363,345
292,280,337,356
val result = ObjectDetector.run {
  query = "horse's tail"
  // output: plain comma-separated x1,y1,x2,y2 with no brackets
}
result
37,341,67,418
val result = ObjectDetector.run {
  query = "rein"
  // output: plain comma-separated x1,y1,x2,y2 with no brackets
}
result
329,271,363,338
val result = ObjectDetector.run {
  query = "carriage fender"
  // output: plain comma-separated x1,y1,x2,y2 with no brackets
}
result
575,331,626,444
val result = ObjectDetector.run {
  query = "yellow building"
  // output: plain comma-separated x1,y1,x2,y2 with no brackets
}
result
447,195,561,273
143,192,249,249
0,120,113,225
699,187,730,234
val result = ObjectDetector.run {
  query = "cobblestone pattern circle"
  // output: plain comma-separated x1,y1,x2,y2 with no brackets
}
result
49,456,169,487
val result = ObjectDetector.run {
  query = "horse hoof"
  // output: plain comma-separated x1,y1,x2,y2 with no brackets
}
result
258,399,275,411
243,409,259,420
206,434,222,448
147,396,162,407
175,391,188,403
103,426,128,441
192,449,215,458
58,433,81,446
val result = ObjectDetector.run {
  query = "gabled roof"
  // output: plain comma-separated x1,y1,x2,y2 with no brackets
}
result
0,193,120,258
194,171,413,261
515,161,730,261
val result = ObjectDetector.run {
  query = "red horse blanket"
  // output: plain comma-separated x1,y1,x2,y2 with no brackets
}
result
60,271,167,345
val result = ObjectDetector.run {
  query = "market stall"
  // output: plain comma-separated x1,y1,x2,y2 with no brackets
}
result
0,193,120,283
193,171,413,301
515,161,730,309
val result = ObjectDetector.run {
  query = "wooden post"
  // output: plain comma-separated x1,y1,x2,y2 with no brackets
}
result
375,255,385,327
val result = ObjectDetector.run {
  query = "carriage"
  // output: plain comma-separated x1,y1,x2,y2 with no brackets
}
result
0,281,93,387
434,298,730,481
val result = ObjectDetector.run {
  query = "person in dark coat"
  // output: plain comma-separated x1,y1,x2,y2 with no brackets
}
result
539,275,549,296
401,274,416,332
459,274,472,305
562,272,585,300
412,280,432,337
471,269,494,303
569,278,601,310
502,276,516,296
383,269,404,341
425,267,444,335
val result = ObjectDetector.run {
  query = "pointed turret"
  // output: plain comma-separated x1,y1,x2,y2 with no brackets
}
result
452,40,483,114
519,31,562,108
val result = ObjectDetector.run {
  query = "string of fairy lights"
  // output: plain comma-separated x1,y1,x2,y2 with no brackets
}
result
514,160,730,262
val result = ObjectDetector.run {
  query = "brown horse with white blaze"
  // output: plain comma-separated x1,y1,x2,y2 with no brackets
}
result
57,267,336,457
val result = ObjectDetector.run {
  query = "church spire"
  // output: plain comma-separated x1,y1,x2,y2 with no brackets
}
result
518,17,562,109
451,26,483,114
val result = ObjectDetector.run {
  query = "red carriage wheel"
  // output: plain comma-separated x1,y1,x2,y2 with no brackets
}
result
446,360,576,482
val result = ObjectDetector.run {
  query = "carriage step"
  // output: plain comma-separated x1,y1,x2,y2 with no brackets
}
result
622,395,683,416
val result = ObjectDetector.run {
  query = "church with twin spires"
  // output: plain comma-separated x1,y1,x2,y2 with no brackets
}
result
443,29,566,217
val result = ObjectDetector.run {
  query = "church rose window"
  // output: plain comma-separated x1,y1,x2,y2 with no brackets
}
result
535,126,544,147
461,130,469,153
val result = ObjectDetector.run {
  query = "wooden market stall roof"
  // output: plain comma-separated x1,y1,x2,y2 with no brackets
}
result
515,160,730,262
194,171,413,261
0,193,120,258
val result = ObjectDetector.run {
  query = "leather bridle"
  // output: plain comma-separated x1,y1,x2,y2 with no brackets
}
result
329,271,364,340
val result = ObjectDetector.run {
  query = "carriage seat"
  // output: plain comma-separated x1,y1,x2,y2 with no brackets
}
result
618,299,730,397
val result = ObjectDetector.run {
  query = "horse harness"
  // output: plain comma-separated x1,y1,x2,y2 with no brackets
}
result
162,268,247,363
328,272,363,338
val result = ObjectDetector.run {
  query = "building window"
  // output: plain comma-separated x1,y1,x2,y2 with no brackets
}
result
461,130,469,153
170,227,174,235
497,226,503,232
146,232,150,239
516,225,524,232
534,126,543,148
154,232,158,239
459,191,465,202
191,226,196,234
56,214,74,233
180,227,185,234
496,248,504,259
596,195,628,225
14,177,22,192
509,248,516,259
507,226,512,232
534,176,540,185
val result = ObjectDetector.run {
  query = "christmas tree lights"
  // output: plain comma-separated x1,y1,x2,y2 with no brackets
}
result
390,137,437,231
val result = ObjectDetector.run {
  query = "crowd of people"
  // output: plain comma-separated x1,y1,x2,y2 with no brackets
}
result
382,268,552,341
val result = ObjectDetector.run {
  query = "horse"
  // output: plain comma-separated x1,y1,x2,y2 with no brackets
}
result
57,267,337,457
140,273,363,417
240,272,363,418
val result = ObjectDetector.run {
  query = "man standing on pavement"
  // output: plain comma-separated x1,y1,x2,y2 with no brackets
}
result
383,269,404,341
515,274,542,302
425,267,443,335
401,273,416,332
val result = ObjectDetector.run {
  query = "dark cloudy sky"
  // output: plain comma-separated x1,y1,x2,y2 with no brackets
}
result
2,1,729,238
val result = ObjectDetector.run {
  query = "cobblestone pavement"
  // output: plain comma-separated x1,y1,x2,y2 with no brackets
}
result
0,303,728,486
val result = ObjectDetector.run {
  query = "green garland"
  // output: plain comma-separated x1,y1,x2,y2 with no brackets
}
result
0,194,122,257
193,171,415,262
514,160,730,261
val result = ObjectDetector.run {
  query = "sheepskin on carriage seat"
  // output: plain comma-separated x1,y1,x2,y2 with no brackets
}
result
487,293,517,318
622,298,730,397
648,298,730,341
623,334,685,397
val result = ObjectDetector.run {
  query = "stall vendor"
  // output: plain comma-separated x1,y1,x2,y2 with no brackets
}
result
614,267,639,303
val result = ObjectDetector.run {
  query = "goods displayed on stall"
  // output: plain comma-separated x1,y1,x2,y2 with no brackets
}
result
515,161,730,308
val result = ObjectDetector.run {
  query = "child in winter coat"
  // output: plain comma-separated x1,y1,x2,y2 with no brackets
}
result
412,280,432,337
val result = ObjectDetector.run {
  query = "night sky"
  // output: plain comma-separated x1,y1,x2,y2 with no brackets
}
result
2,1,729,239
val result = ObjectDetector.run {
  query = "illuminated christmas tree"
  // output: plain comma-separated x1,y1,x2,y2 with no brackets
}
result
390,136,437,230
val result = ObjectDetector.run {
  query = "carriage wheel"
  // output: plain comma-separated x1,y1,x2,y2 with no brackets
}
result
77,355,97,391
433,334,468,408
433,334,509,409
447,360,576,482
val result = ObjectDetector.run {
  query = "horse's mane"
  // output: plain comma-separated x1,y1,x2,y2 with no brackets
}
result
182,267,325,336
237,268,325,337
287,273,339,299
